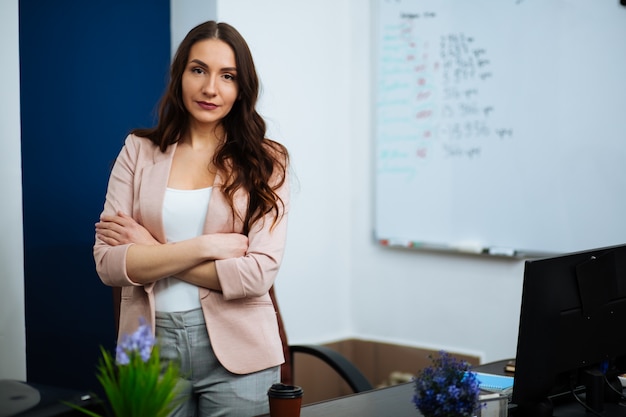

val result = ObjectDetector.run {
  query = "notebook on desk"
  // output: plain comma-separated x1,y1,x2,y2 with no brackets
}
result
474,372,514,392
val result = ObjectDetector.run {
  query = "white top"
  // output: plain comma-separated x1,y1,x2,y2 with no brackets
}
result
154,187,212,312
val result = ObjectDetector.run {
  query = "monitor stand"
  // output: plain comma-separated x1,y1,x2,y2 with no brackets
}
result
584,367,606,412
583,368,625,414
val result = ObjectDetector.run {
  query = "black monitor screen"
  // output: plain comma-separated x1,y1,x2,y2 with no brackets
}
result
512,244,626,416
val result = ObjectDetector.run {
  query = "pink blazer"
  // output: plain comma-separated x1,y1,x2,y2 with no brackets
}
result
93,134,289,374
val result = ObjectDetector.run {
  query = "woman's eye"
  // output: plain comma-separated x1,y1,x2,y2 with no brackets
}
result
223,73,236,81
191,67,205,75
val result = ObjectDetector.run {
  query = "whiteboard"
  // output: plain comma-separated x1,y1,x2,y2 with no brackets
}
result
374,0,626,256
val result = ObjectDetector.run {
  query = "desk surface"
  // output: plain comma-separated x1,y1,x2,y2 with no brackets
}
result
257,360,513,417
259,360,626,417
298,382,416,417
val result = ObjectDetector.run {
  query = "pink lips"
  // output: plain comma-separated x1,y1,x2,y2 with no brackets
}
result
197,101,218,110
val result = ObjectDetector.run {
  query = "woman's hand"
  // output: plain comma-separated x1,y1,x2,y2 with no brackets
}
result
96,211,159,246
96,211,248,259
200,233,249,260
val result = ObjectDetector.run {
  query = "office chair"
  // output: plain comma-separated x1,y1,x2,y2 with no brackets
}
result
268,288,373,393
288,344,373,393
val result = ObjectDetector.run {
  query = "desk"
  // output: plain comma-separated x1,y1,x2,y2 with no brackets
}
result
296,382,416,417
257,360,513,417
264,359,626,417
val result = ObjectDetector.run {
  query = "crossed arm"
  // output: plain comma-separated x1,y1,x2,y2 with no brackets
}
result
95,211,248,291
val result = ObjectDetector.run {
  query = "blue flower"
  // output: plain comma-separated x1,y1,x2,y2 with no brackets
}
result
412,351,482,417
115,318,155,364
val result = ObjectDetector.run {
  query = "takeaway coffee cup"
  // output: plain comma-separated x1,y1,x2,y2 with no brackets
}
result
267,383,304,417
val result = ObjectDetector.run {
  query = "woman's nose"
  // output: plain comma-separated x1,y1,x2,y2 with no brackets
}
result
202,76,217,96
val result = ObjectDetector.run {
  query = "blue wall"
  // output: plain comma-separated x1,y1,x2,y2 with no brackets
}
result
19,0,170,390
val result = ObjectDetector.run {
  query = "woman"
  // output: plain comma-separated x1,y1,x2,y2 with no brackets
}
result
93,21,290,416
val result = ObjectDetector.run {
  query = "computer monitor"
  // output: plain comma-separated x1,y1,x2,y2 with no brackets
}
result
511,243,626,416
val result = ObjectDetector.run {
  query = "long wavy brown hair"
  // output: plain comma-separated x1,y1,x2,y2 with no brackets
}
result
131,21,288,234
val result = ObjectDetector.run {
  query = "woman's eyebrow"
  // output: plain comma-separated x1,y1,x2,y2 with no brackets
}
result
190,58,208,68
189,58,237,72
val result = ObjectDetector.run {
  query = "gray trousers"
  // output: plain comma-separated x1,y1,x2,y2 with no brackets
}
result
155,308,280,417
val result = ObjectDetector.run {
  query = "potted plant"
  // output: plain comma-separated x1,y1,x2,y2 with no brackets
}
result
66,318,182,417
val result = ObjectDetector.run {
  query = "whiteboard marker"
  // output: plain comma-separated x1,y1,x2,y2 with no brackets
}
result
388,238,412,247
449,242,484,254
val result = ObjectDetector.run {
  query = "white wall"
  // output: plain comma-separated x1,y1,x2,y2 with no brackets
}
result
214,0,525,363
0,0,26,380
170,0,216,57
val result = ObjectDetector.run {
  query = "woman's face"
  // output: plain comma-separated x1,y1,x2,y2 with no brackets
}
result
181,38,239,130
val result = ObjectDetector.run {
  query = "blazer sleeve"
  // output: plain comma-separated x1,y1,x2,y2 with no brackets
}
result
214,168,291,300
93,135,143,288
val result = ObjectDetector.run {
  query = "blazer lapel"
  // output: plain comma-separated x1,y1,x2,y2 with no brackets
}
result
138,142,177,244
